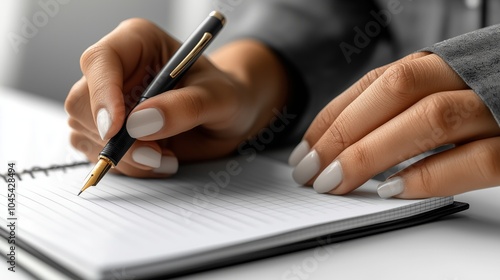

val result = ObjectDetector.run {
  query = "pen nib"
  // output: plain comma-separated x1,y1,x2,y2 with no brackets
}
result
77,156,114,196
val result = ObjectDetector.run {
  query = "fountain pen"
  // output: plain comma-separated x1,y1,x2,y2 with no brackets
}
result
78,11,225,196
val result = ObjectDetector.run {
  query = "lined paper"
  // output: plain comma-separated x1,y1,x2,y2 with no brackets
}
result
0,156,452,279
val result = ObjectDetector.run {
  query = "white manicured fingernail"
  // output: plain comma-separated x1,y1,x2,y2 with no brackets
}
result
126,108,164,138
288,140,310,166
96,108,111,140
154,156,179,174
132,147,161,168
313,160,343,193
292,150,320,185
377,177,405,199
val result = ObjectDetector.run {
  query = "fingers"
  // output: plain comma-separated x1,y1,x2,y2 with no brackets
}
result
70,131,178,178
290,53,467,166
290,53,469,185
377,137,500,198
65,77,96,133
125,70,240,141
66,18,185,177
288,52,431,165
78,18,176,140
288,63,389,166
66,18,248,176
314,90,500,195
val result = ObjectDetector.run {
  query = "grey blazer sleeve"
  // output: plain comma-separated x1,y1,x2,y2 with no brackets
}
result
224,0,385,143
422,24,500,127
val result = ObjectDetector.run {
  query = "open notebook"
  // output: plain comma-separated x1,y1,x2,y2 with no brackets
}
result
0,155,467,280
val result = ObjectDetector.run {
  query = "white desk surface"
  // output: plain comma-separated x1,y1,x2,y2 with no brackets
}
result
1,87,499,280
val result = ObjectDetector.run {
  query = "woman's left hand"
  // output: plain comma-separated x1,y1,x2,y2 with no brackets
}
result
288,52,500,199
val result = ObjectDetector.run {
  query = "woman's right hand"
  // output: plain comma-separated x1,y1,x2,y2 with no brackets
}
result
65,18,288,178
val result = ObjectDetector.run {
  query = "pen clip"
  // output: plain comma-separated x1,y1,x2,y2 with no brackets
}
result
170,32,213,78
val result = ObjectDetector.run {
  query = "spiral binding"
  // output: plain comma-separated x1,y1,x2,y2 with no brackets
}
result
0,161,90,182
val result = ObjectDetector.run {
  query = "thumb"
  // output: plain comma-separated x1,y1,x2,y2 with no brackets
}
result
125,84,233,141
377,138,500,199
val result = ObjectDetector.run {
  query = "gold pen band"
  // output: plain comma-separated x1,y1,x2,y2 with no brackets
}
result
93,155,115,181
210,11,226,25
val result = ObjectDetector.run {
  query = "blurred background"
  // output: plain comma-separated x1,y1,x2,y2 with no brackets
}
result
0,0,233,103
2,0,497,105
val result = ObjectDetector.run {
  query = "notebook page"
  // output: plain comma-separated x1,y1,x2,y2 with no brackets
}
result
1,156,451,279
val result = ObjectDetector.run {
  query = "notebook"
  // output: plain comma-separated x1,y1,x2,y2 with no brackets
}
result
0,88,468,279
0,156,467,280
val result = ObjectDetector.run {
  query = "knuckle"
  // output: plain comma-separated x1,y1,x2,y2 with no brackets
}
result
69,132,79,149
67,118,80,130
413,163,436,197
358,67,384,90
326,119,352,152
402,51,428,62
347,143,374,171
64,93,76,116
80,18,158,73
70,132,91,154
64,85,86,117
117,18,163,46
413,95,456,137
470,142,500,182
118,17,156,31
314,104,338,130
354,52,427,95
80,44,106,74
381,63,416,96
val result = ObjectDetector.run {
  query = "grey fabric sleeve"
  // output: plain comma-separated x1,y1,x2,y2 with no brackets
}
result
223,0,386,144
422,24,500,127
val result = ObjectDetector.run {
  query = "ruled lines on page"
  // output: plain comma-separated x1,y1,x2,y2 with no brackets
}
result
0,156,447,278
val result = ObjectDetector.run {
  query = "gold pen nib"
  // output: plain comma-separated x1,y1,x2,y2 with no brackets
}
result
78,156,114,196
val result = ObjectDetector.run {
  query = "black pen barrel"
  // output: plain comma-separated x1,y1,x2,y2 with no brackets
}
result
100,125,135,166
140,13,224,100
99,11,225,166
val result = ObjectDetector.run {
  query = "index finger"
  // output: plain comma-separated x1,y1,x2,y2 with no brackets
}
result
79,18,176,140
288,52,429,166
